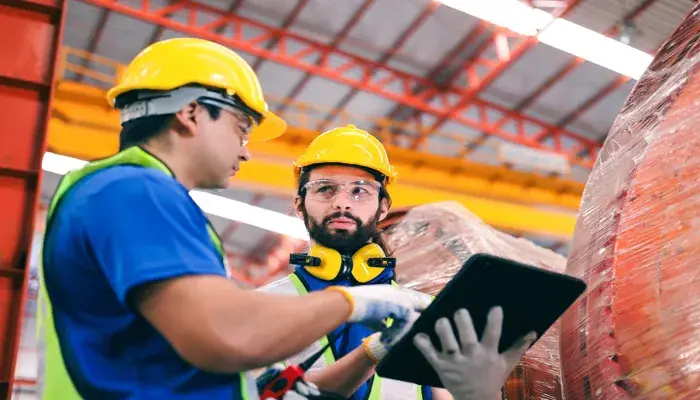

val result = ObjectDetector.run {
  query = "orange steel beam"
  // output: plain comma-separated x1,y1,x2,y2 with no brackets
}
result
51,79,585,207
315,1,439,132
0,0,66,397
56,45,588,174
516,0,660,112
532,75,631,143
408,0,585,150
48,80,582,238
457,0,659,159
374,21,490,141
250,0,311,73
463,0,661,157
74,0,599,168
518,0,660,145
277,0,376,116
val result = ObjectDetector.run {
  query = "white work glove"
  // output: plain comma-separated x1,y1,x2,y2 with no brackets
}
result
328,284,429,329
360,331,394,364
413,307,537,400
328,284,428,362
361,289,430,363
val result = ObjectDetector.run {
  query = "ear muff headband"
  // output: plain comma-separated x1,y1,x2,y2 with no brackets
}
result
289,243,396,283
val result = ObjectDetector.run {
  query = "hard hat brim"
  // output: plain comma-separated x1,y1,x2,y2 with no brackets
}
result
251,109,287,142
293,159,397,185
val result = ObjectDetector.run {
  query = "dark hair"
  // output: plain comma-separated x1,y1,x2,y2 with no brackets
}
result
116,93,223,151
297,163,394,255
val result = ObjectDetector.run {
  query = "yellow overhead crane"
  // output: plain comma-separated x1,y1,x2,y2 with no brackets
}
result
47,48,585,239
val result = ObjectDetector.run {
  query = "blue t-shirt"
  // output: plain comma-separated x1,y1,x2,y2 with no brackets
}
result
293,268,433,400
43,165,244,399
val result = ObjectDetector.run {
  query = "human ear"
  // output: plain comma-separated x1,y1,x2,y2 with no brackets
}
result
173,102,199,136
294,196,303,218
379,198,389,221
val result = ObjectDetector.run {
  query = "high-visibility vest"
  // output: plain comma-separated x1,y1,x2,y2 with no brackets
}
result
36,146,259,400
260,273,429,400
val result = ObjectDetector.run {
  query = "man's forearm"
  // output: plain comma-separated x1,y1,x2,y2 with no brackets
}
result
305,346,377,397
137,275,355,374
225,289,352,370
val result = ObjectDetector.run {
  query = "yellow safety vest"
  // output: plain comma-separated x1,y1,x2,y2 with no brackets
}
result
259,274,428,400
36,146,257,399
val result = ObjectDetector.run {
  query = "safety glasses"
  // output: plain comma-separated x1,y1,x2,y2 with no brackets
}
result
303,179,382,202
219,106,255,147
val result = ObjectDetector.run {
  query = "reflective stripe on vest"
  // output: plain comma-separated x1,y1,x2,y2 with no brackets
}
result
36,146,257,400
260,275,426,400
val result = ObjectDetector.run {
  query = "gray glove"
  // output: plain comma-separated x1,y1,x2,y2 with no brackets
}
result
413,307,536,400
361,288,430,363
361,312,418,364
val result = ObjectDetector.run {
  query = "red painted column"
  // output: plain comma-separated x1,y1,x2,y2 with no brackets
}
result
0,0,66,398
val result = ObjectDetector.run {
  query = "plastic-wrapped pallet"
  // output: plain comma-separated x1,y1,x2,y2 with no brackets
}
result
381,201,566,400
558,5,700,399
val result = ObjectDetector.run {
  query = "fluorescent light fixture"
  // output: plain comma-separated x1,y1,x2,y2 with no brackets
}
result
435,0,654,80
436,0,554,36
42,152,88,174
41,152,310,241
189,191,309,240
537,18,652,80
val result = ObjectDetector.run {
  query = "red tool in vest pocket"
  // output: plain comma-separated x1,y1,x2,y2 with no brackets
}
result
258,342,332,400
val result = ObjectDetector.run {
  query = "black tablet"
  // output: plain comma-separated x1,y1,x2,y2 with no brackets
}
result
375,253,586,388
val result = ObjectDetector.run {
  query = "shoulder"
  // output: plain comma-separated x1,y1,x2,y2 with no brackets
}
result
52,165,207,240
77,165,186,197
65,165,193,212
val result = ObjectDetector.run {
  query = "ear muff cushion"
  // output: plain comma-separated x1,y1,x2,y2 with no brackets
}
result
351,243,387,283
305,245,343,281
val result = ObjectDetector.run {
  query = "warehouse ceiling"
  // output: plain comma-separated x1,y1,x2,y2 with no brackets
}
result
42,0,696,285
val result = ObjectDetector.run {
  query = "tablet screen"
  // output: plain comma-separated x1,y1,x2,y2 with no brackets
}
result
376,253,586,387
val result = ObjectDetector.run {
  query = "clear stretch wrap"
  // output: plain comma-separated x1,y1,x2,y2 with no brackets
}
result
382,201,567,400
559,5,700,399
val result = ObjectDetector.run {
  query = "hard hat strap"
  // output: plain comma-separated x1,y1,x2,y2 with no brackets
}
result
119,86,262,125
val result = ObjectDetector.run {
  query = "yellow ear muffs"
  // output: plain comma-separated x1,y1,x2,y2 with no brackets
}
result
304,245,343,281
351,243,393,283
290,243,396,283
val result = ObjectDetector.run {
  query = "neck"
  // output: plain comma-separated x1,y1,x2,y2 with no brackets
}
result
310,240,372,255
141,142,198,190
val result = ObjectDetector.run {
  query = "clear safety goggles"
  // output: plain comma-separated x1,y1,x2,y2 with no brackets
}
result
215,106,255,147
118,86,262,128
303,179,382,202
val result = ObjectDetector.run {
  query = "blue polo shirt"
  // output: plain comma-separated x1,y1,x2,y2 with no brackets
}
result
42,165,244,399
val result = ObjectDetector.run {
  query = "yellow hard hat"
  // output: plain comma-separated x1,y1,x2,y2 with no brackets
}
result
106,38,286,142
293,125,397,184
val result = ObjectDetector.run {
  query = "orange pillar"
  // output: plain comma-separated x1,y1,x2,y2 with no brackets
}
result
0,0,66,398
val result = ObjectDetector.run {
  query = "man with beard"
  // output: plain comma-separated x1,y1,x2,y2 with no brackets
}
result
259,125,535,400
258,125,451,400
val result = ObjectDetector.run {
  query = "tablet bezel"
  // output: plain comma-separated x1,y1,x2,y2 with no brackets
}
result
376,253,586,387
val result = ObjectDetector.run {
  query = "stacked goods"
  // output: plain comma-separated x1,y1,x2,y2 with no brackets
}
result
559,5,700,399
382,202,566,399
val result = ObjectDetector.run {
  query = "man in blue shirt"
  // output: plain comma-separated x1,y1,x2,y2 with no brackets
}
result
39,38,429,400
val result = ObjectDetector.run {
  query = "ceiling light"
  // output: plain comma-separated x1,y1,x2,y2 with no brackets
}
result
41,152,310,241
435,0,653,79
190,191,309,240
537,17,652,79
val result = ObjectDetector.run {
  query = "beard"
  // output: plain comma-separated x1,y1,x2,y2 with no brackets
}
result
302,207,382,254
